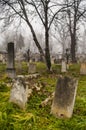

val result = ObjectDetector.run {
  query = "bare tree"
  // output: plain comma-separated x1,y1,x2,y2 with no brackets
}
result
54,13,70,58
0,0,66,71
63,0,86,62
0,0,45,65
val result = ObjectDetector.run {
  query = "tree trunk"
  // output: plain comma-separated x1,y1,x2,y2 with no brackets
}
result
44,1,51,71
45,29,51,71
26,20,44,57
25,7,51,68
70,33,76,63
21,3,45,62
27,19,51,70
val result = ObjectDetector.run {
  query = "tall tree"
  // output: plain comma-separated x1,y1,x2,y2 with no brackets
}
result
63,0,86,62
54,13,70,58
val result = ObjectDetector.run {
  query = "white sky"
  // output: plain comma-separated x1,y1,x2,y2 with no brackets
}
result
0,0,86,54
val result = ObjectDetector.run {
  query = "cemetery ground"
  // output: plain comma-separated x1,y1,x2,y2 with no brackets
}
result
0,62,86,130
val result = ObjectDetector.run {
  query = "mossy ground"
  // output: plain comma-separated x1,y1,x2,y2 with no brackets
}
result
0,62,86,130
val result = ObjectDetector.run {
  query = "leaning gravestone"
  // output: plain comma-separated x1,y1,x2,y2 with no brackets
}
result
80,63,86,75
9,77,28,109
28,62,36,74
61,60,67,72
6,42,15,78
51,76,78,118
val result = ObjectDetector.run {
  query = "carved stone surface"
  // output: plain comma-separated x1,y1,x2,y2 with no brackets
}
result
61,61,67,72
6,42,16,78
51,76,78,118
67,64,69,69
28,62,36,74
80,63,86,75
9,77,28,109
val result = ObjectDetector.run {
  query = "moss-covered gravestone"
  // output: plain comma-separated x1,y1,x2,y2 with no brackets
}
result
9,77,28,109
80,63,86,75
51,76,78,118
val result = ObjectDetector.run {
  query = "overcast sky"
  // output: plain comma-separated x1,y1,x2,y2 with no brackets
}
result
0,0,86,54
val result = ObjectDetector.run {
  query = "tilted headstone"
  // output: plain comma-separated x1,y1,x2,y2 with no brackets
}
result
6,42,15,78
9,77,28,109
61,60,67,72
51,76,78,118
28,62,36,74
80,63,86,75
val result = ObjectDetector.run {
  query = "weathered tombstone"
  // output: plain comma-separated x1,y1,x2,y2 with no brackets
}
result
28,62,36,74
9,77,28,109
61,60,67,72
66,64,69,70
6,42,15,78
51,76,78,118
80,63,86,75
51,57,55,64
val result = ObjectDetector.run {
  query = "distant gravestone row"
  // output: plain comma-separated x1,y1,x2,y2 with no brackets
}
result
6,42,71,77
61,60,86,75
4,42,86,76
6,42,37,77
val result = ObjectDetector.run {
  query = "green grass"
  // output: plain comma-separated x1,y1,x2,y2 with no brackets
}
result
0,62,86,130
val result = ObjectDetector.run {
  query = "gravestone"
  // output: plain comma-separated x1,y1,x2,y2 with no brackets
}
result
28,62,36,74
80,63,86,75
6,42,15,78
61,60,67,72
51,76,78,118
67,64,69,69
9,77,28,109
51,58,55,64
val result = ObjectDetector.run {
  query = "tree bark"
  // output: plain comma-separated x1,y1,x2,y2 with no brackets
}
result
44,0,51,71
70,33,76,63
45,29,51,71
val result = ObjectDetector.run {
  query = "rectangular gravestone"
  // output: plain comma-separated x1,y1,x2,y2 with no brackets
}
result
28,62,36,74
80,63,86,75
61,60,67,72
66,64,69,70
6,42,16,78
51,76,78,118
